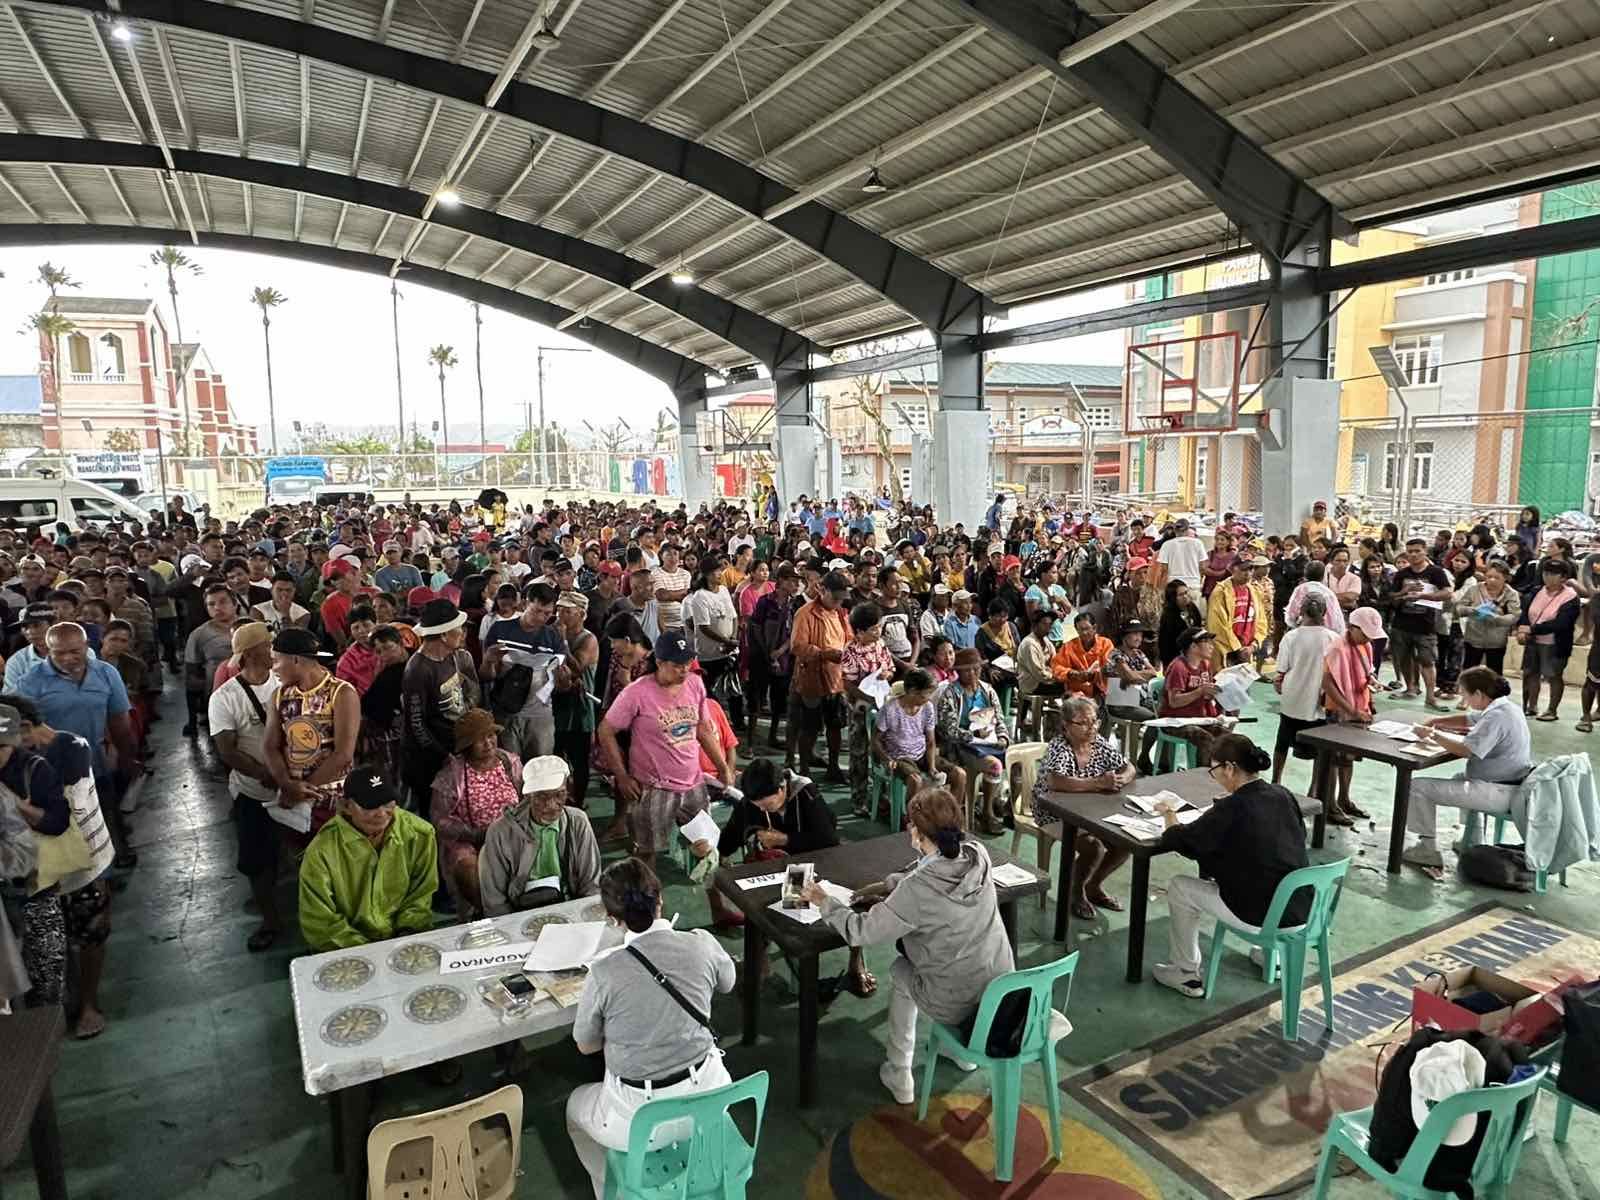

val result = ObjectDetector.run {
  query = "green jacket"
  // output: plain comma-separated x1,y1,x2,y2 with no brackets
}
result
298,809,438,951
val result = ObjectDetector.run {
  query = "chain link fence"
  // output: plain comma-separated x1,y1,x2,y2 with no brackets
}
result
1339,406,1599,530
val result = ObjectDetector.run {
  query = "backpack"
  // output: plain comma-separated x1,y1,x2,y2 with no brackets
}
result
1457,844,1534,892
488,664,534,718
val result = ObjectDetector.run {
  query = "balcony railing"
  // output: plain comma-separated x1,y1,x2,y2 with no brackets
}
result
68,372,127,384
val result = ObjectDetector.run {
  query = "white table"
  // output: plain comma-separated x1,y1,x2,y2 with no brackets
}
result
289,895,614,1198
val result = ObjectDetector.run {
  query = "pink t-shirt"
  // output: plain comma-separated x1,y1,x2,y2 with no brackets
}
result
604,672,708,792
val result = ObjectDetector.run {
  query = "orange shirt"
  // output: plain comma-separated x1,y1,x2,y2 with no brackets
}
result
1049,634,1113,698
791,599,849,700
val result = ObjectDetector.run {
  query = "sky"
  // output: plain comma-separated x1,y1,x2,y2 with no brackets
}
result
0,238,1128,447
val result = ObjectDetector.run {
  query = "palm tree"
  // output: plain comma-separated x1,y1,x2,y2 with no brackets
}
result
390,281,405,462
152,247,203,449
23,312,76,417
34,263,80,418
35,262,79,309
250,286,288,453
428,344,458,478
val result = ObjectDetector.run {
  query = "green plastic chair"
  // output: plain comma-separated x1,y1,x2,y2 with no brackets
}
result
603,1070,768,1200
916,952,1080,1183
1544,1061,1589,1144
1202,858,1350,1040
1310,1067,1546,1200
863,708,907,829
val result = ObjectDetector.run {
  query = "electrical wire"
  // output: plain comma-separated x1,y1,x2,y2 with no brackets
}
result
979,76,1060,292
1338,335,1600,386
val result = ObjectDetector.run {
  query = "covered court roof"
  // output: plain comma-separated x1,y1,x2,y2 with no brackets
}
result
0,0,1597,392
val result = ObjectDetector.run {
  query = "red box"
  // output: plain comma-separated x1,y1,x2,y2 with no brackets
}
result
1412,966,1540,1036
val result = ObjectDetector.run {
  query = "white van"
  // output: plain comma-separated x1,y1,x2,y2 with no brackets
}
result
0,478,150,528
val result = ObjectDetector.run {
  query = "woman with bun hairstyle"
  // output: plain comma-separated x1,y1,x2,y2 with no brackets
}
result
1148,734,1312,999
568,857,735,1199
802,786,1016,1105
1401,666,1532,872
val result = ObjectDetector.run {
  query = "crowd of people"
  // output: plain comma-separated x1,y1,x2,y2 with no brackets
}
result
0,485,1575,1193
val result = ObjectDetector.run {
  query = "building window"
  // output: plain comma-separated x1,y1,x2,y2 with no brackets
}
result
97,333,126,379
1382,440,1435,493
1081,406,1115,431
67,332,91,375
1424,269,1475,286
1194,444,1209,490
1391,334,1442,386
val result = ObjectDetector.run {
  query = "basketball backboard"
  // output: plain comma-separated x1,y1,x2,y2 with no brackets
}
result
1123,330,1241,437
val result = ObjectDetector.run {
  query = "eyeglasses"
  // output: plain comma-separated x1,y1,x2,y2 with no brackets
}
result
1207,764,1229,782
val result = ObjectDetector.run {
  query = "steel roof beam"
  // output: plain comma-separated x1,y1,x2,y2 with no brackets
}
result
0,221,709,398
1316,213,1600,294
33,0,981,338
947,0,1353,261
0,132,795,366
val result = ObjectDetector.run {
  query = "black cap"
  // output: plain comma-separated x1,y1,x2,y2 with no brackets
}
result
1178,627,1216,651
344,767,400,809
654,630,695,664
272,627,321,657
820,570,852,594
21,603,52,626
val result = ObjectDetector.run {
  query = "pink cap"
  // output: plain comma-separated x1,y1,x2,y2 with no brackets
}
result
1348,606,1386,641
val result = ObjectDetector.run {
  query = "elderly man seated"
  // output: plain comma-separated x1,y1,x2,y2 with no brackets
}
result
478,755,602,914
297,766,438,952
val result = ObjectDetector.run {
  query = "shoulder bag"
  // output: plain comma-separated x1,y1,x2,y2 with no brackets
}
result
21,758,93,895
626,943,718,1042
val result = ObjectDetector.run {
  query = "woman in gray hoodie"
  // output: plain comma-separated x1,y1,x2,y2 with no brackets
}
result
805,787,1013,1104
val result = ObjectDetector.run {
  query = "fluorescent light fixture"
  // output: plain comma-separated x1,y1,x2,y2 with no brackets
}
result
669,262,695,286
861,165,888,194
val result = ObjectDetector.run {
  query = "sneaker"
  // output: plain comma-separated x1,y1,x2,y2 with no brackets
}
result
879,1061,915,1104
1403,842,1444,869
1152,962,1205,999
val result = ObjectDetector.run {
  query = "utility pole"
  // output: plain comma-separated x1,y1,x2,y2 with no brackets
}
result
391,282,405,463
535,345,591,489
472,301,486,485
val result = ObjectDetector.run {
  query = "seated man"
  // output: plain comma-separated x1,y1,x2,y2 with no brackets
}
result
298,766,438,951
478,756,602,914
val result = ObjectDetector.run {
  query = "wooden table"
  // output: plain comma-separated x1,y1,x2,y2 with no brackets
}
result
713,833,1048,1107
1036,769,1325,983
1295,723,1454,874
0,1005,66,1200
288,894,617,1200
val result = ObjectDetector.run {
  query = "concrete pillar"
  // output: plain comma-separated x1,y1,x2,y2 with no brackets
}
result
909,432,933,503
932,301,987,527
773,355,815,507
1261,377,1340,534
676,394,713,509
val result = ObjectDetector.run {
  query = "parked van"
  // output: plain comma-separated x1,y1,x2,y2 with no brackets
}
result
0,478,150,528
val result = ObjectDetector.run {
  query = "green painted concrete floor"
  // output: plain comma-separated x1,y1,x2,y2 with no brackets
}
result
5,680,1598,1200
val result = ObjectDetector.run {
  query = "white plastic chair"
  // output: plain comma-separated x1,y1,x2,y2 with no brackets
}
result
366,1084,523,1200
1004,742,1053,907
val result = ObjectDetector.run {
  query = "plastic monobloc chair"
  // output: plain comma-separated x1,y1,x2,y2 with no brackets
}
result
603,1070,768,1200
916,952,1079,1184
1003,741,1051,906
1202,858,1351,1040
1311,1067,1545,1200
366,1084,523,1200
864,708,907,829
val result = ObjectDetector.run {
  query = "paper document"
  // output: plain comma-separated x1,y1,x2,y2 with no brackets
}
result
1126,789,1185,815
816,879,855,906
524,922,609,972
678,809,721,848
1369,720,1419,741
991,654,1017,673
771,900,824,925
501,649,565,705
858,674,893,710
1104,814,1165,840
734,871,785,891
1139,716,1237,730
991,862,1037,888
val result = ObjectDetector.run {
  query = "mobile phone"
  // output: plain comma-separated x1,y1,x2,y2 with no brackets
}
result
499,972,536,999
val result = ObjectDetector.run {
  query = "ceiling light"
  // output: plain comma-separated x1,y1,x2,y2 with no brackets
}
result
861,165,889,194
531,22,561,51
436,185,462,207
669,261,695,286
110,19,133,41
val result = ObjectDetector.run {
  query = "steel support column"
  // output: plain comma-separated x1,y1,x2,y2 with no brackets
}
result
932,293,987,526
772,339,816,506
677,393,714,510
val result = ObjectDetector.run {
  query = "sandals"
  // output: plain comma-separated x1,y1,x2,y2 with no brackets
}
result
1536,712,1559,722
1071,896,1097,920
1087,890,1124,913
1577,720,1593,733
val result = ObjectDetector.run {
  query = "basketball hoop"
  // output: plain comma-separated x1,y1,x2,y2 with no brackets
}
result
1123,330,1242,442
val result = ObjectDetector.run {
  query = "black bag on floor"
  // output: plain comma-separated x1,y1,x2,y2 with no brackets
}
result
1558,981,1600,1108
1457,844,1534,892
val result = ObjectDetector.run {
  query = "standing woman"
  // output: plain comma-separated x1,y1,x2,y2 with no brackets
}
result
1378,523,1402,566
567,858,735,1200
1435,547,1477,700
1158,579,1204,667
1513,506,1542,558
1454,561,1519,676
1516,559,1580,721
802,787,1022,1105
1357,554,1394,684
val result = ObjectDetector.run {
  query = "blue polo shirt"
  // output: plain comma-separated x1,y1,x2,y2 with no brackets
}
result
17,658,131,773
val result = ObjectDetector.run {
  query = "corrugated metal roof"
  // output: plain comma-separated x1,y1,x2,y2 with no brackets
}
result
889,362,1123,391
0,376,43,415
3,0,1600,370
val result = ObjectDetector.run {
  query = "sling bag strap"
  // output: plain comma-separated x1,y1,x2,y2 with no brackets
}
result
625,944,717,1039
233,673,269,727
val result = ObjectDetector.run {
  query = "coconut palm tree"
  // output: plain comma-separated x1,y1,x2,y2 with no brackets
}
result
250,286,287,453
471,302,486,483
23,311,75,418
33,263,80,420
152,247,203,449
428,344,458,478
35,262,79,309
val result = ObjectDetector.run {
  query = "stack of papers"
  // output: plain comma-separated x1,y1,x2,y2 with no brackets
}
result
991,862,1037,888
524,922,609,972
1104,814,1166,840
771,877,853,923
1125,789,1185,815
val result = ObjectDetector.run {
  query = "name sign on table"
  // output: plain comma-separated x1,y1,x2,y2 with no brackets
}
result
440,941,535,975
